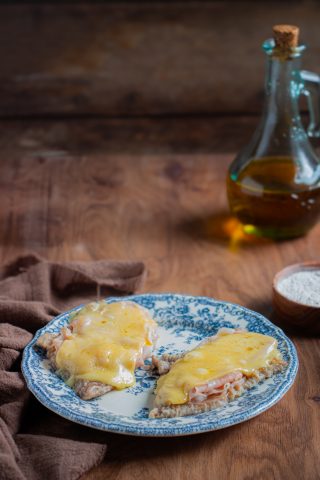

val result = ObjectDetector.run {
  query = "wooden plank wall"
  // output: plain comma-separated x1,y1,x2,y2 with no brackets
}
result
1,1,320,117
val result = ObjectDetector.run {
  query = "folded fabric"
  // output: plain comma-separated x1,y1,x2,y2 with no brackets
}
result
0,253,146,480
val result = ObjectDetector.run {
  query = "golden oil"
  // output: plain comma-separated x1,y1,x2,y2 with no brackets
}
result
227,156,320,239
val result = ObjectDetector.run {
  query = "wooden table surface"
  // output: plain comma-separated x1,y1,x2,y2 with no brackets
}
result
1,116,319,480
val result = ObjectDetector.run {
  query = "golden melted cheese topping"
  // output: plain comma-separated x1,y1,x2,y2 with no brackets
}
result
155,331,282,406
55,301,157,389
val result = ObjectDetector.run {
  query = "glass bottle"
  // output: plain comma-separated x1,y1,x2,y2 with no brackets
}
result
227,25,320,239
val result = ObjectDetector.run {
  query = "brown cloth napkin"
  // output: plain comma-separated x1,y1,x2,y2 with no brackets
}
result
0,253,146,480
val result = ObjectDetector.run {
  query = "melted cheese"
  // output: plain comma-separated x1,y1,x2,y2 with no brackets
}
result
55,301,157,389
155,331,282,406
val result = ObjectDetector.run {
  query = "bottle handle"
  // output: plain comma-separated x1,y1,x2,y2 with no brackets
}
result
301,69,320,138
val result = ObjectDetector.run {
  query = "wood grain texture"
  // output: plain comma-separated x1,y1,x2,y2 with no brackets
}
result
0,116,319,480
1,1,320,117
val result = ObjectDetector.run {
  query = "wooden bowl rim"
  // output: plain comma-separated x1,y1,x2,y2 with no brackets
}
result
273,261,320,310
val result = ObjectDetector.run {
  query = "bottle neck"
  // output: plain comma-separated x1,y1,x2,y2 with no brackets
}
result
264,56,302,121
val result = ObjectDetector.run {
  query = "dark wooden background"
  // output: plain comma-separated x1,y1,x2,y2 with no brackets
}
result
1,1,320,118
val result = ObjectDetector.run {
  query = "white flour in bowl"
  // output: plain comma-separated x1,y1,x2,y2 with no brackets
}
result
277,270,320,307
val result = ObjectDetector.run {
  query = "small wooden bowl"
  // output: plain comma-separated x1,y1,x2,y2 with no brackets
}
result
273,261,320,333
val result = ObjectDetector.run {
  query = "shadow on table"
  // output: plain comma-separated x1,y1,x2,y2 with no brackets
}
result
103,424,235,463
22,396,240,464
177,210,273,251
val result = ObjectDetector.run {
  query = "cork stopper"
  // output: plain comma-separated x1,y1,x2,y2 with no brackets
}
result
273,24,299,50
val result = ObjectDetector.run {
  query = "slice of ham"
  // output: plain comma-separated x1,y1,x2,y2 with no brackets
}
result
189,372,244,403
74,380,113,400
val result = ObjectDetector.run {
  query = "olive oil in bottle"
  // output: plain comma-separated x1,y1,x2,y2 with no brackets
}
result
227,25,320,239
227,156,320,238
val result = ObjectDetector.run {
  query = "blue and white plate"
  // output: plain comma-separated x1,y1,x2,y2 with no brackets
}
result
22,294,298,437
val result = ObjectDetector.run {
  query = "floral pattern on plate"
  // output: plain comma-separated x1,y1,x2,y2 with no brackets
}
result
22,294,298,437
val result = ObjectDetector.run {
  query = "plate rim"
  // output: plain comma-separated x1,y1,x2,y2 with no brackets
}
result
22,293,299,437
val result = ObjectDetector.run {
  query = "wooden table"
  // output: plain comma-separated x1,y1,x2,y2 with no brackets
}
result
1,116,319,480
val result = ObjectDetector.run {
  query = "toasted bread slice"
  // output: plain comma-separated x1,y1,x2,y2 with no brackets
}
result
36,301,158,400
149,358,285,418
149,329,287,418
